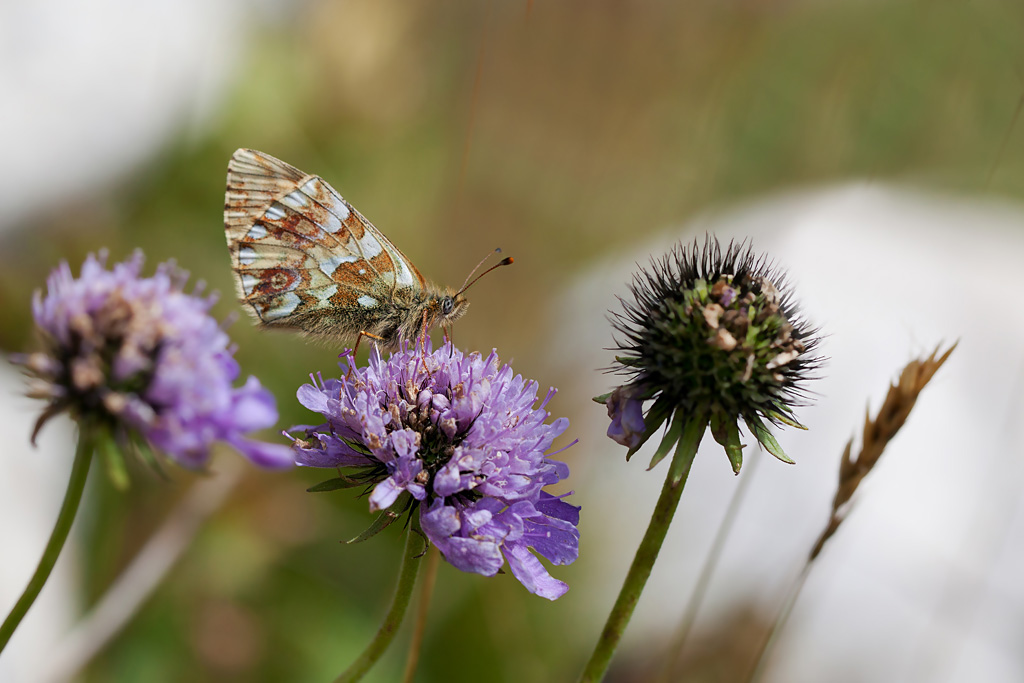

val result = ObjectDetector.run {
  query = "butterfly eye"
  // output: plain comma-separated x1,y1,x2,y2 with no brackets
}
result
441,296,454,315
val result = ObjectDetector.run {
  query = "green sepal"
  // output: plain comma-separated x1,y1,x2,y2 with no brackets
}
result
766,406,807,430
625,394,673,461
745,324,761,346
307,475,367,493
669,413,708,487
693,278,709,301
348,492,413,544
133,434,166,478
711,411,745,475
614,356,643,368
592,392,612,405
745,414,795,464
98,431,130,491
647,411,685,471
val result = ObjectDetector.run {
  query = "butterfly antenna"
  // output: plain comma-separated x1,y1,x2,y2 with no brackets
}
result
457,252,514,296
459,248,504,292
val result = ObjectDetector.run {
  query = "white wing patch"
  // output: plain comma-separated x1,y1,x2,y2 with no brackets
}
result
355,232,383,260
261,292,301,321
241,273,259,296
393,257,416,287
280,189,309,209
238,247,257,266
246,223,268,241
358,295,378,308
313,284,339,305
296,177,350,233
319,253,359,277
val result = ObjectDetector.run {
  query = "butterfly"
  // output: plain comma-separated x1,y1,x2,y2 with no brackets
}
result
223,149,509,349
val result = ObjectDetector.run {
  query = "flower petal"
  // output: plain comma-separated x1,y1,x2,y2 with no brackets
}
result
504,542,569,600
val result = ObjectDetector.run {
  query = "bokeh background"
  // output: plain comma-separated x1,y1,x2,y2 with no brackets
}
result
2,1,1024,681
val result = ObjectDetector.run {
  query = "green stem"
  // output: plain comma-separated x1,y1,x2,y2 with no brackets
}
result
0,431,94,654
746,563,812,683
578,415,706,683
656,452,761,682
401,545,440,683
335,514,425,683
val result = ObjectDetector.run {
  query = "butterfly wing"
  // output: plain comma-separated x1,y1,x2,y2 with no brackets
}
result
224,148,428,340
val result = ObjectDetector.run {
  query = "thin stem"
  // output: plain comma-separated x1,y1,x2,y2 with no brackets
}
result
745,563,813,683
335,514,426,683
656,453,762,682
578,416,705,682
0,430,94,654
36,458,243,683
401,545,440,683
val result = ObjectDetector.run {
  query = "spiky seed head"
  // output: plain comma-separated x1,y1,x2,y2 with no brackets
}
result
599,237,823,473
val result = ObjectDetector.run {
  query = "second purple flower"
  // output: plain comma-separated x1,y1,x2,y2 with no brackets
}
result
290,340,580,600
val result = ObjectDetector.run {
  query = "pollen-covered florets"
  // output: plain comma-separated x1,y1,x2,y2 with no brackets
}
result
291,339,580,600
13,251,293,470
601,237,822,472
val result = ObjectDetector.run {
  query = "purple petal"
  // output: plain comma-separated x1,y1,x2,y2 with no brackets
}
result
504,542,569,600
297,383,330,413
227,437,294,469
369,477,404,512
606,386,646,448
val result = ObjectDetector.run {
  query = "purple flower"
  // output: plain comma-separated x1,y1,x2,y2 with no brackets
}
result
291,340,580,600
606,386,646,449
14,251,293,469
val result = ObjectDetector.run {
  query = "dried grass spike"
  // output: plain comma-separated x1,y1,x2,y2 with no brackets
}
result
814,342,957,561
747,343,957,683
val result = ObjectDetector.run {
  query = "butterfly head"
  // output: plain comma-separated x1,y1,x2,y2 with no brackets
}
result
423,254,512,334
432,290,470,327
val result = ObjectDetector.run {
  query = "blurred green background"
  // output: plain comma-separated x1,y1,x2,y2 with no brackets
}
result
2,1,1023,681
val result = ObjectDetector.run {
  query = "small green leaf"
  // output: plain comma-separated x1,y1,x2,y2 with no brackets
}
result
711,412,745,475
668,413,708,487
348,493,413,544
746,324,761,346
694,278,709,300
98,432,130,491
745,414,795,464
307,476,366,493
766,407,807,430
647,411,684,471
592,392,612,405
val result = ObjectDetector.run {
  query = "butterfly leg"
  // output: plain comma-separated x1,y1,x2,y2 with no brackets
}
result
347,330,386,379
443,326,455,357
417,309,433,376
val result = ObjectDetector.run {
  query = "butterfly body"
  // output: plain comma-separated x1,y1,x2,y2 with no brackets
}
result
224,149,469,349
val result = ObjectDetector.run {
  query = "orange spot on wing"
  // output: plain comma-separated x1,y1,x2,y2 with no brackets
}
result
248,268,301,298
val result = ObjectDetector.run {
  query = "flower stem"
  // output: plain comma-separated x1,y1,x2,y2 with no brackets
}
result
578,415,706,682
745,563,812,683
656,452,761,682
0,430,94,654
335,514,426,683
401,545,440,683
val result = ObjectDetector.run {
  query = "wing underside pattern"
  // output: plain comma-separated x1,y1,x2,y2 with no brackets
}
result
224,149,426,328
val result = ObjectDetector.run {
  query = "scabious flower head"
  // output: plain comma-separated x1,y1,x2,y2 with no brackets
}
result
13,251,293,470
291,339,580,600
599,237,822,473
